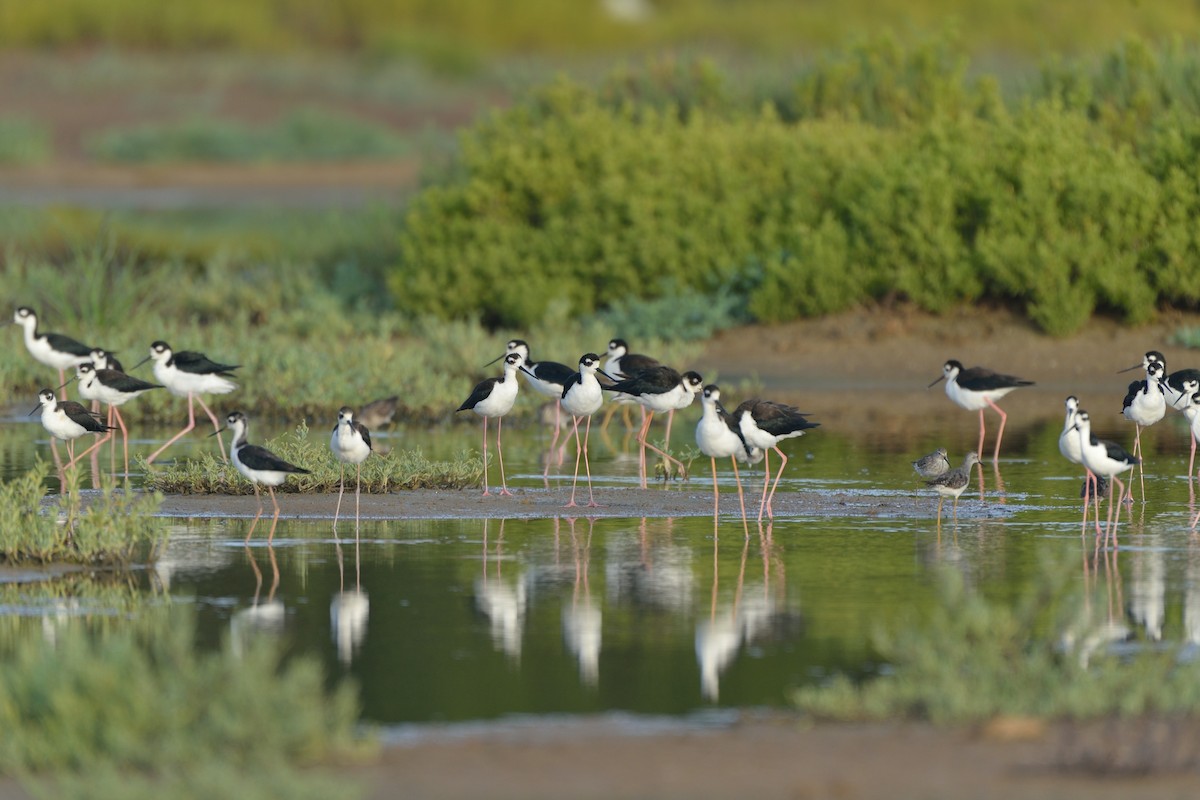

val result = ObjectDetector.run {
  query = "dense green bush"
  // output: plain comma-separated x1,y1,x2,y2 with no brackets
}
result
393,38,1200,335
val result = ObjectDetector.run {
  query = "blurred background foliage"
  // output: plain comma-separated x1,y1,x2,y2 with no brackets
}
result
4,4,1200,416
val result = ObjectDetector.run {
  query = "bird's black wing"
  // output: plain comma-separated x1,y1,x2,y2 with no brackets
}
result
44,332,93,357
458,377,499,411
237,444,310,474
96,369,163,393
172,350,241,375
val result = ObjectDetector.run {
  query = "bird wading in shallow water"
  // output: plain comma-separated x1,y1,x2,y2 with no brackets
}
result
929,360,1034,465
214,411,310,544
135,340,239,464
911,447,950,479
331,406,372,532
457,351,524,497
547,353,614,508
926,451,980,524
734,398,820,522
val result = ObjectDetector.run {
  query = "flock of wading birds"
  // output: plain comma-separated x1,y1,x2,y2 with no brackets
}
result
15,304,1200,542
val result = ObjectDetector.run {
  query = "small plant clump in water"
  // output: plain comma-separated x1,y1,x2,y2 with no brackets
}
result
0,608,372,800
0,462,166,565
141,421,483,494
793,558,1200,724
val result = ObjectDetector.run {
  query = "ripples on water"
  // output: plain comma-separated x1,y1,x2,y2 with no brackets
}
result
4,397,1200,732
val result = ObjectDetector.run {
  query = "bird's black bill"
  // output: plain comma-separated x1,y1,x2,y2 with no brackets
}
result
483,353,505,367
130,354,152,371
1116,363,1143,374
598,369,616,382
55,376,77,391
27,403,40,416
208,427,227,438
927,375,946,389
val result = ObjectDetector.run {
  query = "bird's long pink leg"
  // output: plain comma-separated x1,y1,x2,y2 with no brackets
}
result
731,456,749,536
194,396,228,461
334,463,346,528
146,394,198,465
496,415,512,496
582,416,597,507
710,457,720,518
266,486,281,544
354,462,362,532
245,483,264,542
640,412,687,482
566,416,583,508
481,417,490,496
1109,477,1126,550
65,436,107,470
113,406,131,476
985,397,1007,463
763,446,789,520
636,411,653,489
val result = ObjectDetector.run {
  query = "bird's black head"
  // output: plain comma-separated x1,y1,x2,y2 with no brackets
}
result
503,352,523,368
607,339,628,355
579,353,602,370
682,371,703,391
14,306,34,322
702,384,721,401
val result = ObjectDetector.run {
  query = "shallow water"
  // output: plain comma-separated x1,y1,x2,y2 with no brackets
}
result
5,398,1200,729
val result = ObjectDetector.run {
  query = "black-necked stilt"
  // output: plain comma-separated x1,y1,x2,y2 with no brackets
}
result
925,451,980,524
13,307,105,400
331,406,372,531
600,338,662,432
1123,351,1200,411
88,347,123,373
1073,409,1138,549
215,411,310,543
492,339,576,469
695,385,757,525
735,398,820,521
457,351,524,496
135,340,240,464
357,396,398,431
1058,396,1103,535
1120,359,1166,502
1185,393,1200,484
602,367,702,488
929,360,1034,463
30,388,112,475
69,361,163,476
911,447,950,479
548,353,613,508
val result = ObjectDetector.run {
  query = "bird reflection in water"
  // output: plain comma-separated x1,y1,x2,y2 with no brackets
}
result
474,517,527,662
331,528,369,667
561,517,601,687
231,545,283,658
696,522,796,702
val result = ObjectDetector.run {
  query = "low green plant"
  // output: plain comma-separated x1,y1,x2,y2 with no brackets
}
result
0,117,51,164
0,607,369,798
86,107,410,163
0,463,165,565
794,558,1200,722
140,422,484,493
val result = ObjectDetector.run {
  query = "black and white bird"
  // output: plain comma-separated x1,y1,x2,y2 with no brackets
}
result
1120,358,1166,503
89,347,124,373
71,361,163,476
1057,395,1103,535
735,398,820,521
599,338,662,431
216,411,310,544
492,339,576,459
13,307,105,398
135,340,240,464
602,366,703,488
603,338,661,381
457,351,524,496
1073,409,1139,548
911,447,950,479
929,360,1034,463
695,385,758,525
547,353,614,508
331,406,372,531
925,451,980,524
1123,351,1200,411
30,387,112,473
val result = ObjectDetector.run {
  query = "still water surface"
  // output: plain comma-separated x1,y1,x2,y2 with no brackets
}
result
5,398,1200,729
